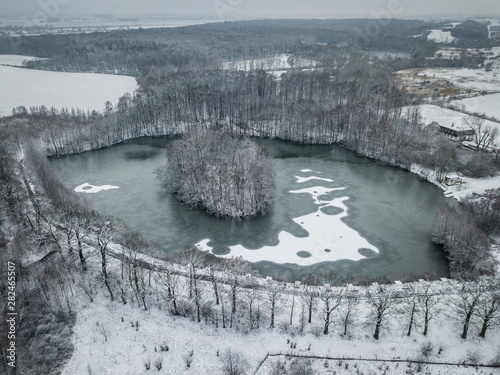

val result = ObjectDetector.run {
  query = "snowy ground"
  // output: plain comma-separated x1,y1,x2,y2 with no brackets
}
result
417,68,500,92
437,175,500,200
60,252,500,375
0,62,137,117
0,54,47,67
405,104,500,135
410,164,500,201
427,30,456,44
449,93,500,121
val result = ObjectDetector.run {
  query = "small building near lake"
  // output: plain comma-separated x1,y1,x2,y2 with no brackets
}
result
444,174,463,186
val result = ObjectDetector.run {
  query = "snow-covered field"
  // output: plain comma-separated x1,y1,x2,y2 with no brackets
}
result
427,30,456,44
0,62,137,117
407,104,500,133
0,54,46,67
417,68,500,92
196,173,379,266
450,93,500,121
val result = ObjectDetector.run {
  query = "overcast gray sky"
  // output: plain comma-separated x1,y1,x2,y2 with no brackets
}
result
0,0,499,19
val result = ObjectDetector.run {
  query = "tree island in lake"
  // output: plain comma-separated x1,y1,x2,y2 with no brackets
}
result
156,126,275,219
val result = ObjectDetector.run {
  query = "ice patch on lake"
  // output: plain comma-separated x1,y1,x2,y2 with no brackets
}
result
196,175,379,266
295,175,333,183
75,183,119,194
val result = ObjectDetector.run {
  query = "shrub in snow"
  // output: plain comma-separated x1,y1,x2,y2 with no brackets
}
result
220,349,250,375
269,359,287,375
156,125,275,219
185,350,194,368
420,341,434,358
154,356,163,371
288,358,314,375
144,357,151,370
465,349,482,366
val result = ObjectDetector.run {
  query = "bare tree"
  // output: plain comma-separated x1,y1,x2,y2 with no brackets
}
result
300,275,318,324
401,283,419,337
123,233,150,310
72,211,92,270
181,247,205,323
417,281,441,336
245,285,260,330
96,220,114,301
265,279,283,329
463,116,499,151
320,283,345,335
475,277,500,338
455,278,489,339
366,285,395,340
156,261,183,316
337,289,358,336
220,349,249,375
222,257,256,315
205,254,222,305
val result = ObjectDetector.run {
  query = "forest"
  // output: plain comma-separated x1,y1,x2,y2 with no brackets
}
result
155,126,275,219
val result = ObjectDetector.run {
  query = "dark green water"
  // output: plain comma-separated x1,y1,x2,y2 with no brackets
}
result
50,137,452,280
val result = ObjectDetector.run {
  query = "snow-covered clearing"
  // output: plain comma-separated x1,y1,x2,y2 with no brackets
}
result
222,54,317,72
439,174,500,200
427,30,456,44
417,68,500,92
0,54,46,67
63,295,500,375
410,164,500,201
450,93,500,121
0,63,137,117
407,104,500,134
61,251,500,375
196,173,379,266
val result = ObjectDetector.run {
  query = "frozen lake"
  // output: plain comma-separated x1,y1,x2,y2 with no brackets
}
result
50,137,452,280
0,59,137,117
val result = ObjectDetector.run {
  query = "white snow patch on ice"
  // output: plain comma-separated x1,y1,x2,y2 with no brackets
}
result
197,181,379,266
75,183,119,194
300,169,317,173
0,65,137,117
295,175,334,184
427,30,456,44
437,175,500,200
